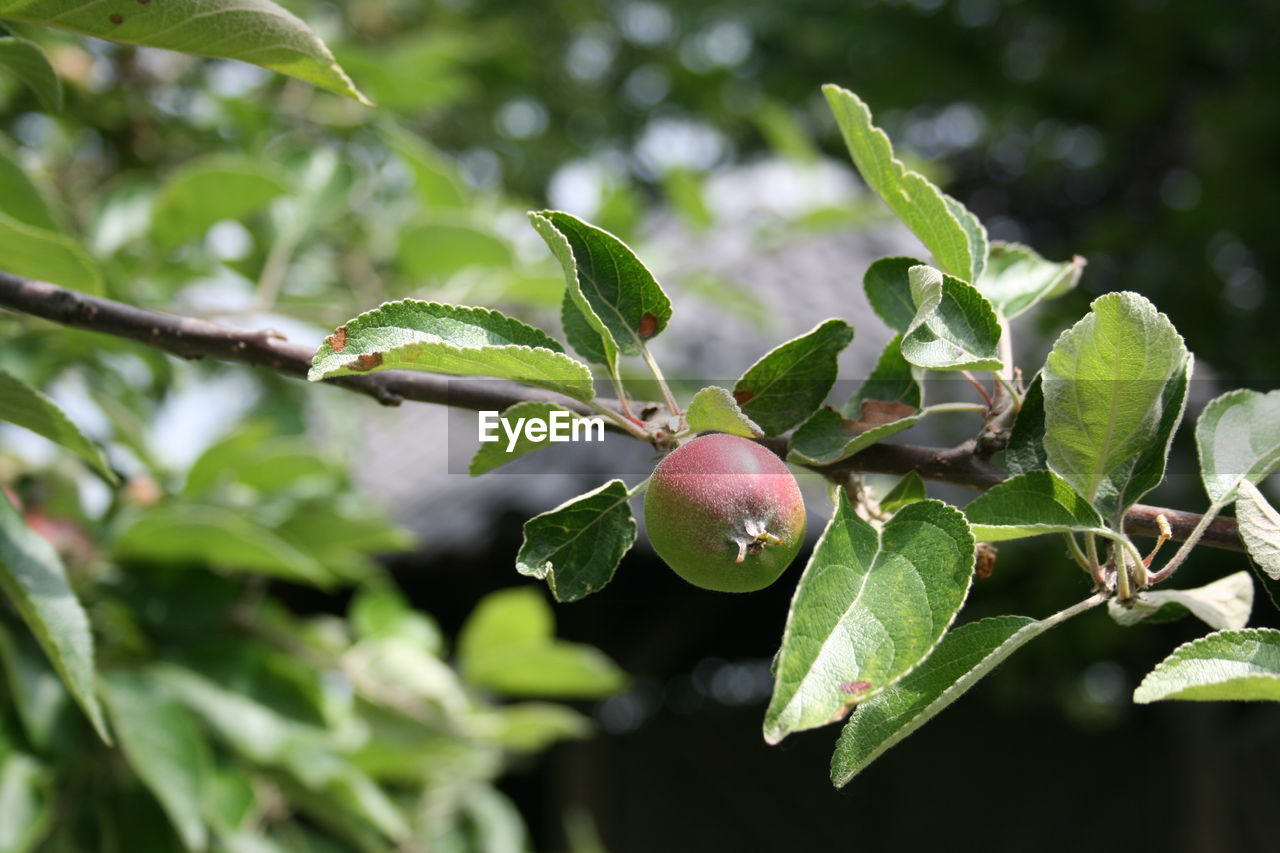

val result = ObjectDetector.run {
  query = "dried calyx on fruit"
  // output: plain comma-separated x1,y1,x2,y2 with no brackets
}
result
643,433,807,592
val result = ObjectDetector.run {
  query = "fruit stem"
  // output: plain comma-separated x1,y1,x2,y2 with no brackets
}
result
1149,494,1230,585
587,399,650,440
1063,533,1092,574
1113,541,1133,602
960,370,995,409
1084,534,1107,590
922,402,988,416
625,476,651,499
640,343,682,418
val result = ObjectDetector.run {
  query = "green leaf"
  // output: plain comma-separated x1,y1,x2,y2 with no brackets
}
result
464,642,626,699
0,370,115,482
1195,389,1280,505
831,603,1092,786
151,157,287,250
458,587,553,665
963,471,1108,541
0,492,109,743
1108,571,1253,631
942,193,989,283
844,334,922,416
0,36,61,112
529,210,672,374
1004,373,1047,477
863,257,922,334
153,664,326,766
101,670,211,852
684,386,763,438
832,616,1030,785
879,471,926,514
0,621,68,752
0,752,53,853
0,138,100,293
185,434,330,496
114,505,334,587
515,480,637,603
975,242,1085,319
763,495,975,744
459,588,626,699
1042,292,1191,519
380,123,468,210
787,405,922,466
481,702,593,753
823,85,981,281
1237,480,1280,581
349,585,443,656
733,318,854,436
397,221,514,279
900,265,1003,371
0,0,371,105
1134,628,1280,703
308,300,595,402
470,402,590,476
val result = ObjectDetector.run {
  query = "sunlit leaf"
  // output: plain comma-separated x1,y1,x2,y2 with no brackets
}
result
764,495,974,743
1042,291,1190,519
823,85,983,281
1237,480,1280,581
0,0,371,104
899,264,1002,371
1108,571,1253,631
834,615,1049,785
974,242,1084,319
308,300,595,402
685,386,763,438
1134,628,1280,703
963,471,1108,541
1195,389,1280,505
459,589,625,699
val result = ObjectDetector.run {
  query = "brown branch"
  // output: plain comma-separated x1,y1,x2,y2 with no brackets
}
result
0,271,1245,553
0,271,593,415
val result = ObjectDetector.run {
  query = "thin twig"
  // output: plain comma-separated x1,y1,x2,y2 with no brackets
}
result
0,270,1247,554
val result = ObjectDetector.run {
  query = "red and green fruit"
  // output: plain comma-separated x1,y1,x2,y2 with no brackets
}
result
644,433,807,592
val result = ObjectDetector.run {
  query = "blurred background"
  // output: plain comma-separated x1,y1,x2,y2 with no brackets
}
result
1,0,1279,850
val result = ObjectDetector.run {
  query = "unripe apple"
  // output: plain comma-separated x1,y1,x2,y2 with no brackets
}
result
644,433,806,592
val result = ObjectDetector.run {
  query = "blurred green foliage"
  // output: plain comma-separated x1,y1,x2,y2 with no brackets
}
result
0,0,1277,848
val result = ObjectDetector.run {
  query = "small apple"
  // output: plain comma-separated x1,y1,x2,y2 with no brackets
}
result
644,433,806,592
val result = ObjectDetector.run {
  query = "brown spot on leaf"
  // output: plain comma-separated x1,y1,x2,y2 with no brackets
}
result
137,0,151,4
353,353,383,371
637,313,659,339
842,400,918,435
733,389,754,405
840,680,872,695
975,542,997,580
326,325,347,353
109,13,124,23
